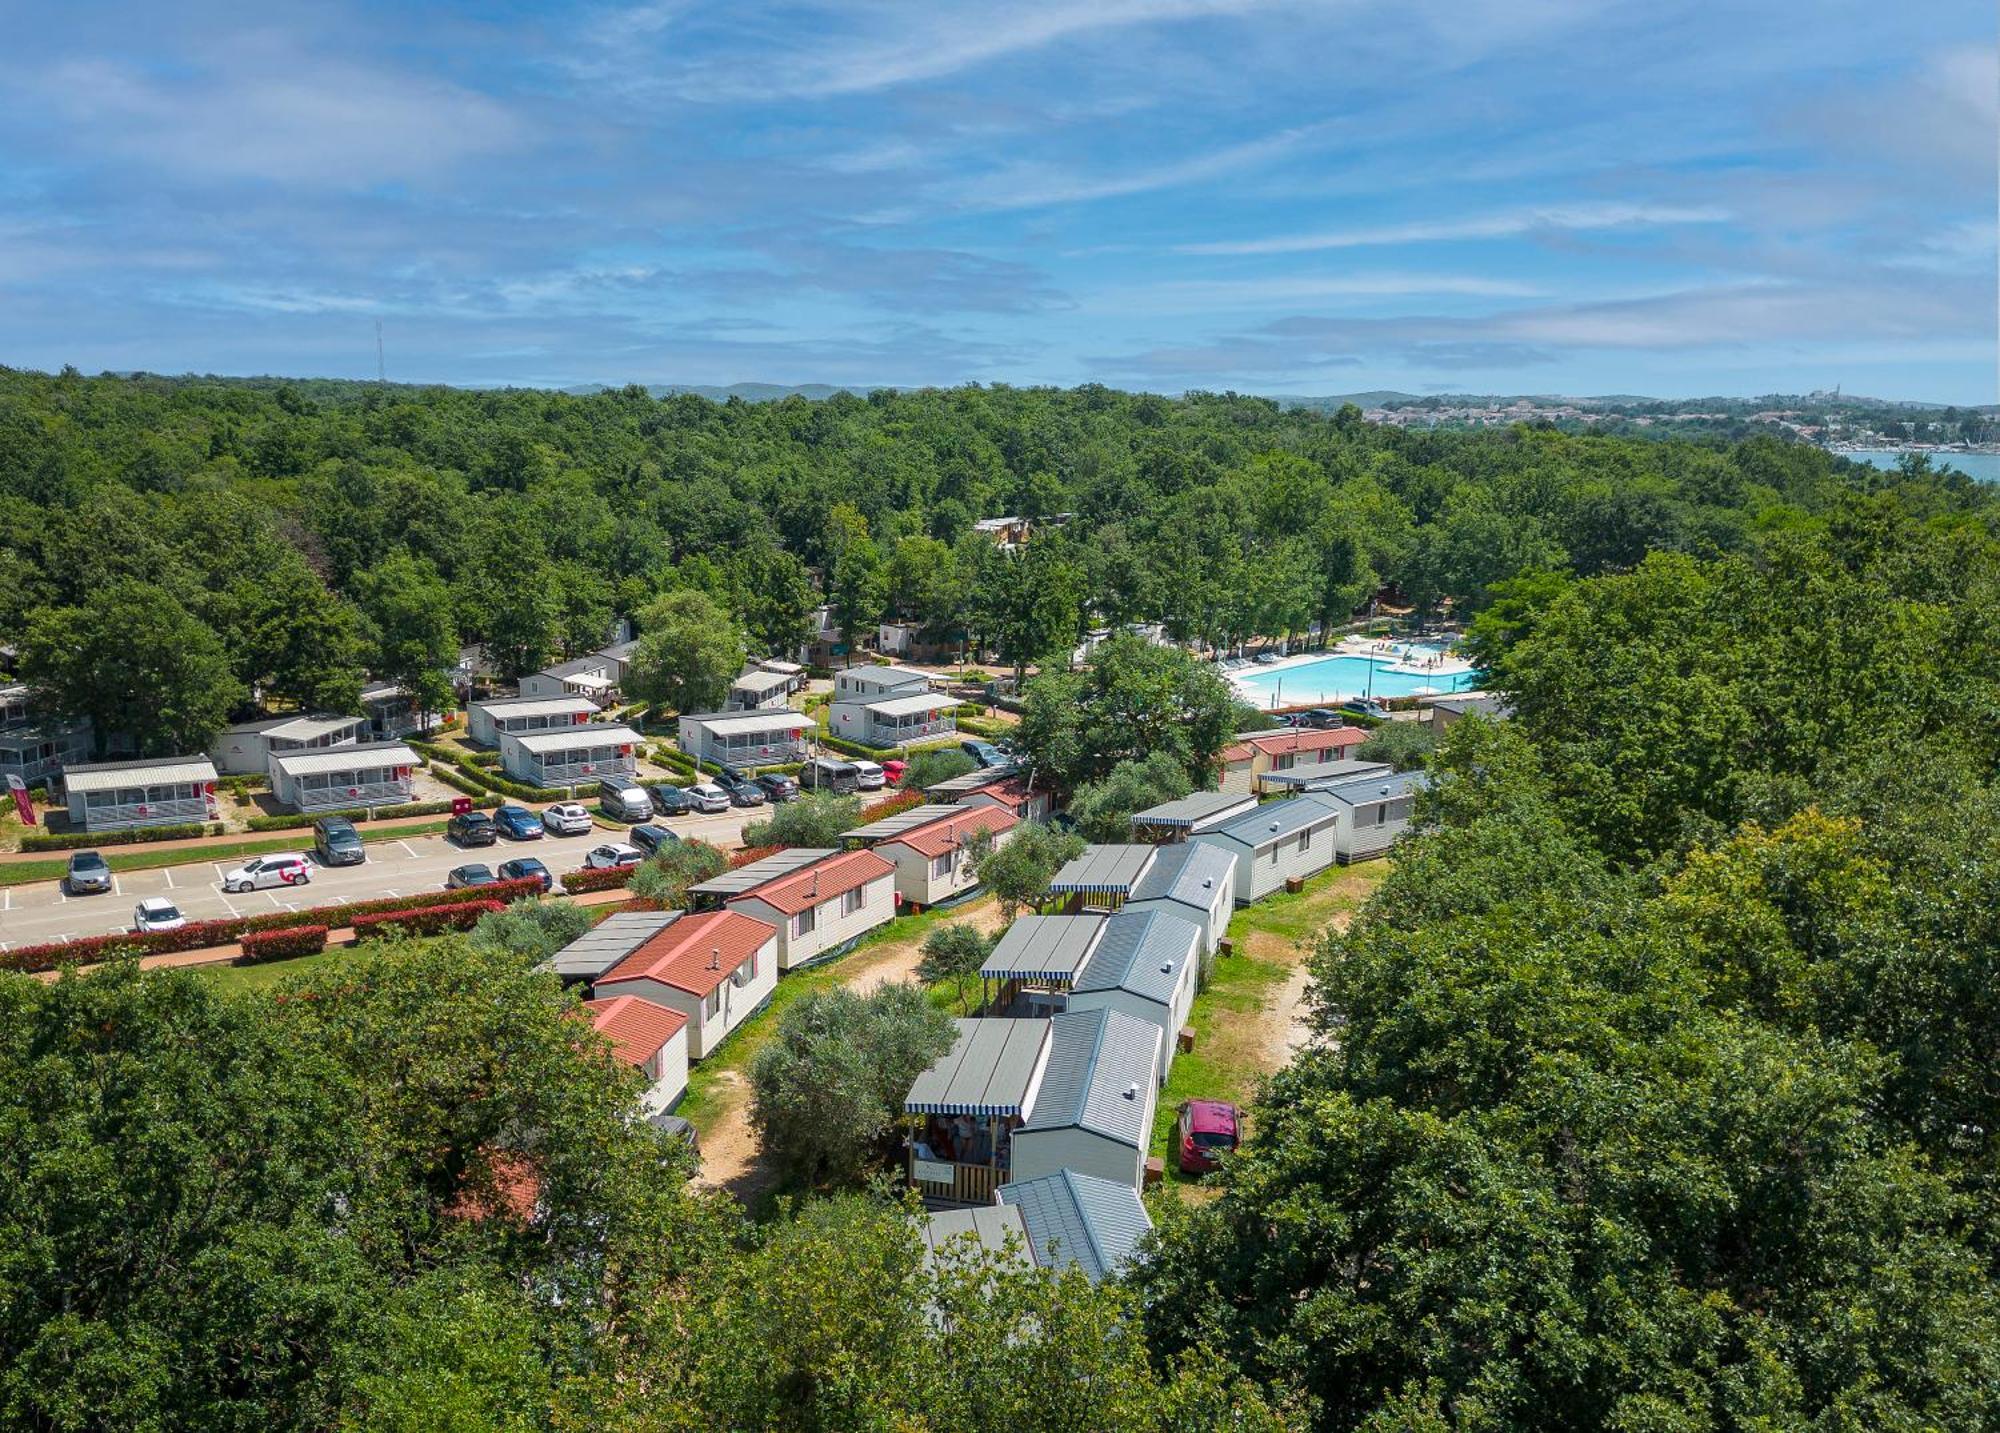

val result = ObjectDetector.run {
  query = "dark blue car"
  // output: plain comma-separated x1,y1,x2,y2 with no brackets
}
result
497,857,553,893
493,804,544,840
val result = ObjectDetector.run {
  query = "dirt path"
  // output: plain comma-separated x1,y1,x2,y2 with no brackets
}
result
693,897,1007,1202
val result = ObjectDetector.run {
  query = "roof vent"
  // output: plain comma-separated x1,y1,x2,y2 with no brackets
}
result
1159,960,1174,974
1202,877,1212,888
1123,1082,1139,1100
709,946,721,970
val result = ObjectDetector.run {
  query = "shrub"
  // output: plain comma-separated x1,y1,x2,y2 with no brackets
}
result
352,900,503,940
901,748,976,791
748,984,956,1188
560,865,639,894
742,792,862,849
239,925,329,963
627,839,730,906
470,900,594,962
968,822,1085,919
1356,721,1436,771
729,844,783,869
918,923,993,1014
19,824,207,852
1067,752,1192,842
857,789,924,824
242,798,493,832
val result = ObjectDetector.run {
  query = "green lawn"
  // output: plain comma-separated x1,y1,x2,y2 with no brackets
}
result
0,821,451,888
1148,864,1382,1187
192,948,357,995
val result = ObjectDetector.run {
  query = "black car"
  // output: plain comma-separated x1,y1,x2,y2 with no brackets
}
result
64,850,113,895
798,756,860,794
312,815,366,866
445,863,498,889
647,782,697,817
497,856,553,893
754,771,799,802
713,771,765,808
630,823,678,855
1292,708,1345,731
447,810,498,847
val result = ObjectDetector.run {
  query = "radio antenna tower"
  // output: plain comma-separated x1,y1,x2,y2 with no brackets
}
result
375,321,386,383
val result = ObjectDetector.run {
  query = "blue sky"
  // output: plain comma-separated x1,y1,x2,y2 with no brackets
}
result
1,1,1993,400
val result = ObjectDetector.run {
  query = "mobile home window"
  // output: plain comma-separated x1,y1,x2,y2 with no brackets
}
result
842,887,864,916
792,908,816,938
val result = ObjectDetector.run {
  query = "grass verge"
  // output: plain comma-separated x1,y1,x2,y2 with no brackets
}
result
1148,863,1382,1190
0,821,451,888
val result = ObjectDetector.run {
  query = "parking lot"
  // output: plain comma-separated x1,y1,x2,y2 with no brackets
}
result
0,806,758,951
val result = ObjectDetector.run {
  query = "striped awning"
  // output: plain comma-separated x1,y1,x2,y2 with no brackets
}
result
979,915,1106,984
904,1019,1050,1117
1047,844,1156,896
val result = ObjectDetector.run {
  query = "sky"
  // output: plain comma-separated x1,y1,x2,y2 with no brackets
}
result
0,0,1994,401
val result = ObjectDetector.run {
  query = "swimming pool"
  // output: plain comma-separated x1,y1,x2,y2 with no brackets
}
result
1230,650,1481,707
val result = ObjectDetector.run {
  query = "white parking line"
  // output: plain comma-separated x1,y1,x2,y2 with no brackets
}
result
2,889,10,910
162,867,174,889
382,888,400,898
218,893,241,919
111,875,122,896
397,842,419,859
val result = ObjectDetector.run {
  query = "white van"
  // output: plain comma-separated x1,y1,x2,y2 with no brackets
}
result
599,779,653,823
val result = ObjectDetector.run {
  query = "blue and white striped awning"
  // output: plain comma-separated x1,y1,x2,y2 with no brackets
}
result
905,1018,1051,1117
979,914,1106,985
1047,844,1157,896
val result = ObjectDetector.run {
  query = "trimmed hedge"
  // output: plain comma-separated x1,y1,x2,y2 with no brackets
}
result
560,865,637,894
411,742,570,802
353,900,502,940
20,823,213,852
729,844,783,868
239,925,329,963
0,877,547,975
242,797,497,832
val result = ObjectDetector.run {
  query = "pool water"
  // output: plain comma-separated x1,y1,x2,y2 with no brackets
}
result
1231,650,1480,707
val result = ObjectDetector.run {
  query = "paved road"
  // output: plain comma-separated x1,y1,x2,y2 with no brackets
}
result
0,807,758,951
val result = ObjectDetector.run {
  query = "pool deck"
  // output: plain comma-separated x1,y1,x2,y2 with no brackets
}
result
1226,637,1478,705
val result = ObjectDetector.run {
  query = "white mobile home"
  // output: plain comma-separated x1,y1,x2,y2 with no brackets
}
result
1217,726,1370,793
979,914,1109,1016
518,654,619,702
725,668,795,712
828,665,958,748
498,723,639,789
852,803,1020,908
592,909,780,1060
0,683,90,789
60,756,218,832
543,910,680,987
1191,793,1343,902
677,709,814,768
1011,1008,1162,1191
1044,844,1159,912
695,847,898,969
923,1168,1153,1286
269,744,418,813
1066,910,1202,1082
358,681,431,741
467,695,600,747
208,713,367,777
582,994,690,1114
1298,768,1429,862
1124,841,1238,959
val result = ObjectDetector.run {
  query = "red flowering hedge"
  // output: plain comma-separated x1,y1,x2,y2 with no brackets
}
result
858,789,925,823
560,864,638,894
239,925,329,963
352,900,503,941
0,877,546,974
728,844,783,869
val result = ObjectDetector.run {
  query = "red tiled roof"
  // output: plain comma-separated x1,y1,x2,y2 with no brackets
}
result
888,802,1018,859
972,776,1038,812
445,1150,540,1227
732,848,895,916
1220,727,1368,763
582,994,688,1065
598,909,776,998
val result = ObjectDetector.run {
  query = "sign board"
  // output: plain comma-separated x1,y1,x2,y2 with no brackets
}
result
451,796,472,816
911,1157,957,1186
6,775,34,826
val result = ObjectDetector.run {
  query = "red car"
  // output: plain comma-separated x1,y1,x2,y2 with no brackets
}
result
882,758,908,786
1176,1099,1241,1174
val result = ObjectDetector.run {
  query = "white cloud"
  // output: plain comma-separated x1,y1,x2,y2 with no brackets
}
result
29,41,522,187
1179,202,1733,255
947,121,1335,211
1091,272,1547,310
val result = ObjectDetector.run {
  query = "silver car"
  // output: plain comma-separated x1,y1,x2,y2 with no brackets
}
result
64,850,113,895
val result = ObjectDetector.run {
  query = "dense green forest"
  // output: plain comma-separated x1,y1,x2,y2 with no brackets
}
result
4,370,2000,1428
3,367,1982,755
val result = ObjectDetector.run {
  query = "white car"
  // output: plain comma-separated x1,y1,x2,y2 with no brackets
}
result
584,842,644,870
220,853,313,893
684,781,730,814
849,759,887,791
542,802,594,836
132,897,188,933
